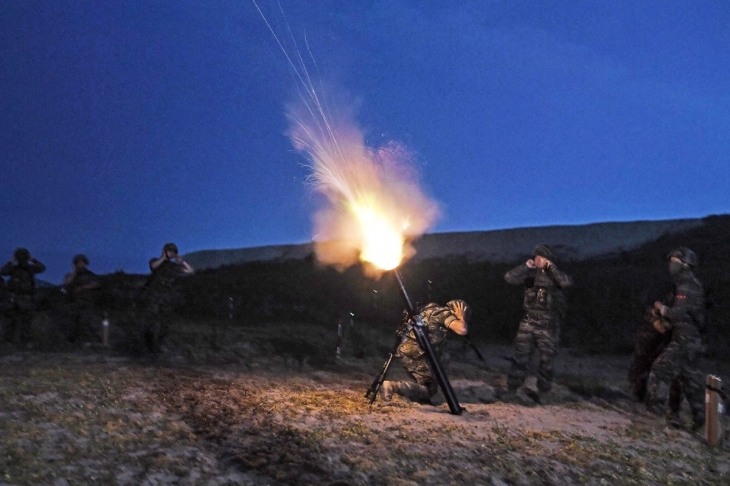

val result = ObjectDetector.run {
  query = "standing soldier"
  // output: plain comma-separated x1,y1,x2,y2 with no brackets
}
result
62,254,100,343
0,248,46,345
503,245,572,403
380,300,470,403
143,243,194,353
646,247,706,430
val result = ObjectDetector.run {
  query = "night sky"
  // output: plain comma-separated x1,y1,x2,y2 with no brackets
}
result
2,1,728,283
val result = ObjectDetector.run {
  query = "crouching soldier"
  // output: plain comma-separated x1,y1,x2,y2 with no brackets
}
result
380,300,470,403
0,248,46,345
503,245,572,402
646,247,706,430
628,301,673,402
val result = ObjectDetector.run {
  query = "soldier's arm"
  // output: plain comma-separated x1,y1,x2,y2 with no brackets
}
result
446,317,468,335
546,263,572,288
658,281,703,325
504,263,531,285
29,259,46,274
149,256,165,270
442,309,468,336
63,271,76,286
178,259,194,275
0,261,13,276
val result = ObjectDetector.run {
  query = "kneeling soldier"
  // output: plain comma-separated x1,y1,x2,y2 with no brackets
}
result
381,300,470,403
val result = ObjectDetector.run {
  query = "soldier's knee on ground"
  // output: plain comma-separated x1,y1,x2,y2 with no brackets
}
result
396,381,433,403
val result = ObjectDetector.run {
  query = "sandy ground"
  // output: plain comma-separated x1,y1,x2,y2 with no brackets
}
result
1,322,729,485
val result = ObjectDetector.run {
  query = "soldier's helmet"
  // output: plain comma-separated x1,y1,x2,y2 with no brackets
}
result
73,254,89,265
163,242,178,254
446,299,471,322
14,248,30,262
667,247,698,267
533,244,556,262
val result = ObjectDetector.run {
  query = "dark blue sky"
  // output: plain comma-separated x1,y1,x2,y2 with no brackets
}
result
2,1,729,282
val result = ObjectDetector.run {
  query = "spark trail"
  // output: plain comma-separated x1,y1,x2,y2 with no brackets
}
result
253,1,439,273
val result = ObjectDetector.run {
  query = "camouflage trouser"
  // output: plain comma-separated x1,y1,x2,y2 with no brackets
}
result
392,338,440,402
628,322,671,402
4,294,34,344
647,330,705,424
141,292,176,354
67,301,99,343
508,312,559,392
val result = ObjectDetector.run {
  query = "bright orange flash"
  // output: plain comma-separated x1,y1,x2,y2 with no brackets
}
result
287,88,437,274
350,201,407,271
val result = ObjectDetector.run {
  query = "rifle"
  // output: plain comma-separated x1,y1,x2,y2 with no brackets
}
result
365,332,404,406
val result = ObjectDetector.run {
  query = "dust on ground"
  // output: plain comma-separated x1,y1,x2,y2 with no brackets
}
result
1,321,729,486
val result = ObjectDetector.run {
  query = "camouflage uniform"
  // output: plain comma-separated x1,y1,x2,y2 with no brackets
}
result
0,257,46,344
505,260,572,393
141,258,188,353
391,303,459,402
63,268,100,342
628,304,672,402
646,270,706,426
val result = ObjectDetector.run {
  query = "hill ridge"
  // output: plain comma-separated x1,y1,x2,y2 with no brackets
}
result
185,217,704,270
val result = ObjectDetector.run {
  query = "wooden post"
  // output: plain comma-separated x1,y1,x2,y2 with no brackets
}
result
706,375,725,446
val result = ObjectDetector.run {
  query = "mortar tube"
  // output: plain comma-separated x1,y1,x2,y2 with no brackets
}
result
393,270,463,415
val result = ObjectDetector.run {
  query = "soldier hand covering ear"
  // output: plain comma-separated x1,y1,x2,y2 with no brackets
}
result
446,299,471,322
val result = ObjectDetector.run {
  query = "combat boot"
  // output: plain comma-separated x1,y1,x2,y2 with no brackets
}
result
380,381,395,401
500,387,535,406
536,389,564,406
398,381,433,404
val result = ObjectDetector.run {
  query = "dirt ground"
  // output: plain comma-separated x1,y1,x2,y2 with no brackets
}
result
1,321,729,485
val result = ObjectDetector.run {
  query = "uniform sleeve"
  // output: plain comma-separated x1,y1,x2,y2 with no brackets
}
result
30,261,46,274
425,306,457,331
546,264,572,288
442,313,457,330
504,263,531,285
0,262,12,276
662,281,704,326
